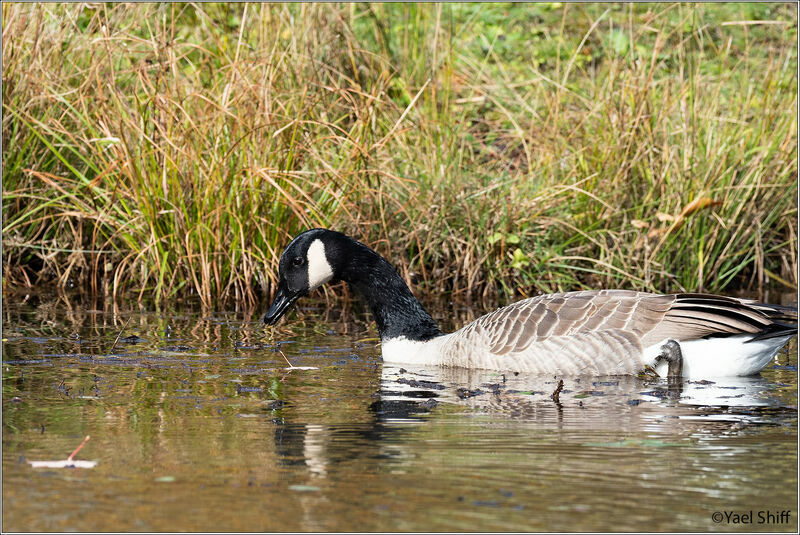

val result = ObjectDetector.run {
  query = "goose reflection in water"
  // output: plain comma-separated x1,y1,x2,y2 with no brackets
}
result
271,356,796,490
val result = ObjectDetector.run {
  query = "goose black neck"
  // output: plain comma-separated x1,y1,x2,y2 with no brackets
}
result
336,237,442,342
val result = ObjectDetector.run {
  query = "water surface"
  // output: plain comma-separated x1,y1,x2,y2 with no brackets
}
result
2,295,797,532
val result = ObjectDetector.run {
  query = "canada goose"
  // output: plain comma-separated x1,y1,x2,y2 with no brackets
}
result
264,228,797,378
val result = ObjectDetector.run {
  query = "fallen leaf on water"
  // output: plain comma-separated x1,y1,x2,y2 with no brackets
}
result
29,435,97,469
29,459,98,468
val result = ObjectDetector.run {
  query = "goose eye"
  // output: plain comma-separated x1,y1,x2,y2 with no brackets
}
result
292,256,304,267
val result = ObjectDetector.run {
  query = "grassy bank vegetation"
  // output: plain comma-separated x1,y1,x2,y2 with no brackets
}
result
3,2,797,308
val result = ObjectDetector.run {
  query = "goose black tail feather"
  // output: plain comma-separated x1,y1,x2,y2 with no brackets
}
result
736,299,798,323
745,322,798,343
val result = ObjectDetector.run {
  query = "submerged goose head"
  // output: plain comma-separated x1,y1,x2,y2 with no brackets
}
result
264,228,442,341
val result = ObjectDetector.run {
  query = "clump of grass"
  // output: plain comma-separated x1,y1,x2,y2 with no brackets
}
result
3,3,408,307
2,3,797,308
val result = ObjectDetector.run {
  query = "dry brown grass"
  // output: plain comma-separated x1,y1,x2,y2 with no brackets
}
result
3,3,797,308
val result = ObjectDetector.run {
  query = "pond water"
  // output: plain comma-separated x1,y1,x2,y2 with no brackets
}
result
2,294,797,532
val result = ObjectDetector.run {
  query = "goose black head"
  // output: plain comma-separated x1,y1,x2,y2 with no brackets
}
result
263,228,339,325
264,228,442,341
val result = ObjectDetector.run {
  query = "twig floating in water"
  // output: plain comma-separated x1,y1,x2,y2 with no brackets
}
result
278,349,318,371
551,379,564,404
109,315,133,353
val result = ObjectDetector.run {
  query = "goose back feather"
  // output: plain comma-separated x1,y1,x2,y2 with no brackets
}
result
408,289,797,376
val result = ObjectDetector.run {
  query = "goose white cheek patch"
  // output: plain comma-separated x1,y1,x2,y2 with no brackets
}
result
306,239,334,290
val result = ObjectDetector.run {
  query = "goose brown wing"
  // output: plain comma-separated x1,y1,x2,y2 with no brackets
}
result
639,293,794,346
464,290,790,356
467,290,672,356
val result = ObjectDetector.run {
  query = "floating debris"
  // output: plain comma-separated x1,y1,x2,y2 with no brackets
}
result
551,379,564,404
289,484,321,492
396,377,446,390
279,350,318,371
29,435,97,469
456,387,484,399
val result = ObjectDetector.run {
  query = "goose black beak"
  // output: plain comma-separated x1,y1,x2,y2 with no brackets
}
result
264,283,302,325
